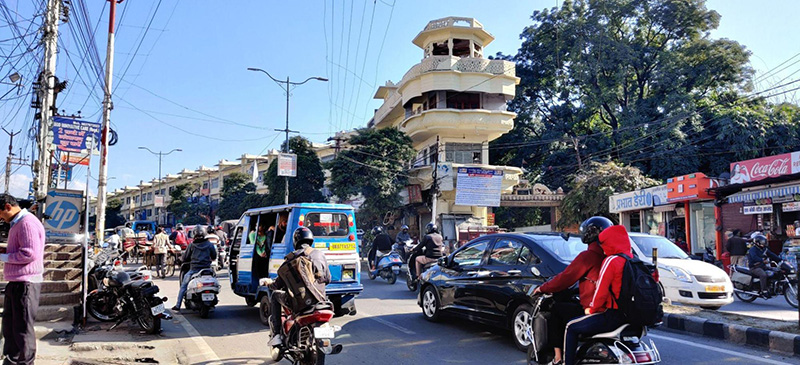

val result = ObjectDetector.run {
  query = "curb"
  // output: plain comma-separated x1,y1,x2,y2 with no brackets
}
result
661,312,800,356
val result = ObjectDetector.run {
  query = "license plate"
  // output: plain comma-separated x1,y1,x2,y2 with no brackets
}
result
705,285,725,292
201,293,216,301
329,242,356,251
314,325,335,339
151,303,165,315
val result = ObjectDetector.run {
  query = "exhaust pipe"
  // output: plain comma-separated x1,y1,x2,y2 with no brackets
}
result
331,344,343,355
734,289,761,296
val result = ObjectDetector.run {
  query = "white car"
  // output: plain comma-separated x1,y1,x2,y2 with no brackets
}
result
629,233,733,310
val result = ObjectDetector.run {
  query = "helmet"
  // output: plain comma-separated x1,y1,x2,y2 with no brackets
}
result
579,216,613,244
293,227,314,249
425,222,438,234
372,226,383,235
176,223,184,230
207,226,216,234
401,225,409,231
753,234,767,247
192,225,206,240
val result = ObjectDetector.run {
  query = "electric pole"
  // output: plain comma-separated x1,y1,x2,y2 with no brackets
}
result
3,128,20,194
96,0,123,241
138,147,181,225
33,0,62,202
327,132,347,157
430,136,440,224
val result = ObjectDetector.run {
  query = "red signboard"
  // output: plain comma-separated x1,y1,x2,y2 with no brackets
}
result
666,173,722,202
730,151,800,184
407,185,423,204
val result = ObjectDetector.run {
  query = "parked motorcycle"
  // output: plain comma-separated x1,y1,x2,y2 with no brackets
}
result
367,250,403,284
87,268,170,333
269,301,343,365
691,246,724,270
526,294,661,364
731,261,798,308
179,263,221,318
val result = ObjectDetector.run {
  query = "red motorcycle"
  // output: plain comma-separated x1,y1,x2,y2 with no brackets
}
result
269,301,343,365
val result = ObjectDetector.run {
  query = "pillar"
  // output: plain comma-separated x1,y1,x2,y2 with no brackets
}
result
714,203,723,260
684,202,692,250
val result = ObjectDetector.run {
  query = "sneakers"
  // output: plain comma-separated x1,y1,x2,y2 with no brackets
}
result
171,306,180,312
268,334,284,346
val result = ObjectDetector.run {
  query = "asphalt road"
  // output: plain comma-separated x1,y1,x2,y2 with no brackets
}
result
149,267,800,365
719,294,798,321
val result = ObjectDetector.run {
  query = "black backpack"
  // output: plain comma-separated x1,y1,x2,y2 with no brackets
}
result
612,254,663,328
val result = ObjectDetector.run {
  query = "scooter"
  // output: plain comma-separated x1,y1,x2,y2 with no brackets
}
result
368,249,403,285
405,246,437,292
269,301,343,365
526,294,661,364
179,263,221,318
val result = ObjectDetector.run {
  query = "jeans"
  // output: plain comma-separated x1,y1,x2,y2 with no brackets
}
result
751,267,769,292
2,282,41,365
564,310,626,365
269,290,291,338
155,253,165,278
176,269,199,309
549,302,584,350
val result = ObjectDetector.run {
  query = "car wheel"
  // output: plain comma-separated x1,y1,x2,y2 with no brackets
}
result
512,304,533,352
421,286,441,322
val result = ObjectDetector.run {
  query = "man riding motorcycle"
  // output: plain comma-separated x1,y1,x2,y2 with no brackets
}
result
747,234,781,298
531,216,611,365
410,223,444,280
266,227,332,346
172,225,217,312
395,225,412,262
368,226,394,271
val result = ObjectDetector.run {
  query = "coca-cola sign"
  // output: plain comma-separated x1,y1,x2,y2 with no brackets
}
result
730,151,800,184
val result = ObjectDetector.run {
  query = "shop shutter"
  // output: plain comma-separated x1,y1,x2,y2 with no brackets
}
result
721,202,758,247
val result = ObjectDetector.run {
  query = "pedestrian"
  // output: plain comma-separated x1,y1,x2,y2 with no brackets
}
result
0,194,45,365
725,229,748,267
153,227,169,278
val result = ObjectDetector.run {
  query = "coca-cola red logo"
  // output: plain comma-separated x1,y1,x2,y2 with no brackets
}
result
750,158,790,178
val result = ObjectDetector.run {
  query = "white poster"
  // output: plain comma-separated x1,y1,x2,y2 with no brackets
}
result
743,204,773,215
437,163,454,191
455,167,504,207
278,153,297,177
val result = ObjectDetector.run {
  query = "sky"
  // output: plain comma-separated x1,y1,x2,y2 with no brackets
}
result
1,0,799,198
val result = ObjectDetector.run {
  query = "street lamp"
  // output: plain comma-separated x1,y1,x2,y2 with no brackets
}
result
247,67,328,205
138,147,182,224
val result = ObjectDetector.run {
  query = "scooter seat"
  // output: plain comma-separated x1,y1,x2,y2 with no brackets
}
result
125,280,150,289
588,324,643,340
734,266,751,275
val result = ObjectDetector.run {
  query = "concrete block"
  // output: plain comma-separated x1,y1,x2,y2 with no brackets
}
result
727,323,749,344
768,330,798,355
683,315,705,335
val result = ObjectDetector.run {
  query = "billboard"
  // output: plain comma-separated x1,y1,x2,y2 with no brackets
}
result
730,151,800,184
455,168,504,207
44,189,84,242
277,153,297,177
51,117,101,154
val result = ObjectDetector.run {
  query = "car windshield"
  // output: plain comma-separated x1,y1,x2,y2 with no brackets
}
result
631,236,689,259
533,235,586,262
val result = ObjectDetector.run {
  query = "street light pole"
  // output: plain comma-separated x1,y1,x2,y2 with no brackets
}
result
247,68,327,205
139,147,181,225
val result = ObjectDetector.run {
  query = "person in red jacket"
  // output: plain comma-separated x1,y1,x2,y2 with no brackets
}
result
531,216,611,364
563,225,633,365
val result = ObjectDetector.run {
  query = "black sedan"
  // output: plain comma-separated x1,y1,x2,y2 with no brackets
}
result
417,232,583,351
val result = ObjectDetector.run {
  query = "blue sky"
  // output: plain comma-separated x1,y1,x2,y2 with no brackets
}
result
1,0,799,197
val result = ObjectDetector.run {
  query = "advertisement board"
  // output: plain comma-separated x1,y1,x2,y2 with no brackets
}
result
730,151,800,184
743,204,773,215
608,185,668,213
437,163,454,191
51,117,101,154
783,202,800,213
455,168,504,207
666,173,722,202
60,153,90,166
154,196,164,208
44,189,84,242
277,153,297,177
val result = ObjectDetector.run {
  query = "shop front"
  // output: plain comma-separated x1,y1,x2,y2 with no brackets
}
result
608,185,669,236
666,173,724,256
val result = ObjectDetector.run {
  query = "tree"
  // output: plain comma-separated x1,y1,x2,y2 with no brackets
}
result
493,207,545,230
559,161,659,228
216,172,257,220
263,136,327,205
104,198,127,229
167,182,209,224
492,0,753,185
327,128,416,225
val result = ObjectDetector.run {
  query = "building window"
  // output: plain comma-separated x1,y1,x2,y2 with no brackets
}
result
452,38,470,57
445,143,483,164
202,181,209,190
211,178,219,189
147,192,153,201
134,196,139,203
126,197,130,204
422,92,438,111
446,92,480,109
432,41,448,56
160,188,166,196
168,186,175,194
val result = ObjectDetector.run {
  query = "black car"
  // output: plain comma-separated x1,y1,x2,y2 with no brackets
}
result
417,232,584,351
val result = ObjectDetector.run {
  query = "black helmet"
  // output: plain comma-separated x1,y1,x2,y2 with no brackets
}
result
293,226,314,249
753,234,767,247
176,223,184,230
206,226,216,234
372,226,383,235
579,216,613,244
192,225,206,240
425,222,438,234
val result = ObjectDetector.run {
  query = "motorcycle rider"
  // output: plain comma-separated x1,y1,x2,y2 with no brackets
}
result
172,225,218,312
170,223,188,249
395,225,412,262
266,227,331,346
531,216,611,365
410,223,444,280
747,234,781,297
368,226,394,271
563,225,633,365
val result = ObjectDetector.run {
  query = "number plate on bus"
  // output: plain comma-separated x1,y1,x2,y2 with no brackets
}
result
329,242,356,251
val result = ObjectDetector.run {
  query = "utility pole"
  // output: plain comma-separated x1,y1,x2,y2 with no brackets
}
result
246,68,328,205
430,136,440,224
33,0,62,202
138,147,181,225
327,132,347,157
96,0,122,241
3,128,20,194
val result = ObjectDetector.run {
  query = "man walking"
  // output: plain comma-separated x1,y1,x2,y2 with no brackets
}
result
0,194,45,365
725,229,748,267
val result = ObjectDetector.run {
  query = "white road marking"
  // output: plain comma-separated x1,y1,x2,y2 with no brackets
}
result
173,312,221,364
648,333,792,365
361,311,416,335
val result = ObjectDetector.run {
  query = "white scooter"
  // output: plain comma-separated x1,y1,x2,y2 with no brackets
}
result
180,263,221,318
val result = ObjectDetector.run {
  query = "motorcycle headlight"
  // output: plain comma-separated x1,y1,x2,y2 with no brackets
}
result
667,267,693,283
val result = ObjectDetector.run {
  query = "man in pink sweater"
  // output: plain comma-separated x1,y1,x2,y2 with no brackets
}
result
0,194,45,365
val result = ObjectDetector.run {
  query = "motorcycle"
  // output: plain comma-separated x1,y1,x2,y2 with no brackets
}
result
179,263,221,318
217,243,228,270
731,261,798,308
367,249,403,285
405,245,437,292
526,294,661,364
691,246,724,270
87,268,170,333
269,301,343,365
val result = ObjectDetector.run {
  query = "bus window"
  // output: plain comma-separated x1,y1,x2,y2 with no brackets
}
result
305,213,349,237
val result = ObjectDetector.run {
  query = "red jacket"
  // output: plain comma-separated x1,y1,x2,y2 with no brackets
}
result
539,242,604,309
589,225,633,314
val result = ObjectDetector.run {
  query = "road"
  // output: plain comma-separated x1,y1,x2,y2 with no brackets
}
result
720,295,797,321
149,268,800,365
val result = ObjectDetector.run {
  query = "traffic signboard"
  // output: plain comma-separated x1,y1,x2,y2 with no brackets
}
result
278,153,297,177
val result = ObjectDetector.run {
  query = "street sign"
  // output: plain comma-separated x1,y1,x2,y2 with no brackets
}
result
154,196,164,208
51,117,101,154
278,153,297,177
50,164,72,182
455,167,504,207
44,189,84,242
60,152,90,166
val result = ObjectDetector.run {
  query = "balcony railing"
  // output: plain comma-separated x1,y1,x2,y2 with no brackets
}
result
399,56,515,87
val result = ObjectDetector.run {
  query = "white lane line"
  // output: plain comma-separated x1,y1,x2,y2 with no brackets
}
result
648,333,792,365
173,312,221,364
361,311,416,335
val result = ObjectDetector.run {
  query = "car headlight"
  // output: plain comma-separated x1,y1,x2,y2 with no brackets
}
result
667,267,693,283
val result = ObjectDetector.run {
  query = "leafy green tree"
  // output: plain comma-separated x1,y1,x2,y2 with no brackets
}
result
217,172,256,220
327,128,416,225
493,207,545,230
104,198,127,229
167,182,209,224
263,136,327,205
559,161,659,228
